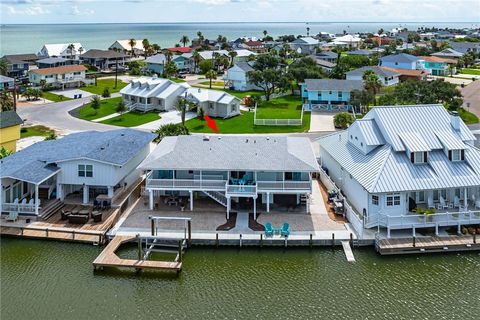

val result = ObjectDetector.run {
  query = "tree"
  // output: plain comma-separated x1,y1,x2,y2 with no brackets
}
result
116,100,128,119
165,50,173,64
153,123,189,143
192,50,201,73
198,59,213,74
263,30,268,38
0,90,14,111
288,56,325,83
102,87,110,98
128,39,137,57
44,132,57,140
90,95,101,114
175,97,194,126
247,69,280,101
151,43,161,53
0,59,8,76
362,70,382,98
39,79,47,90
163,61,178,78
31,88,42,100
228,50,238,67
350,89,374,113
180,35,190,47
142,39,150,57
0,146,13,159
67,43,75,59
205,69,217,89
334,112,355,129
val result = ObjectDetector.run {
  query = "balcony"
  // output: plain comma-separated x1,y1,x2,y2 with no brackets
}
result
257,181,311,192
2,202,38,214
226,184,257,197
145,178,227,191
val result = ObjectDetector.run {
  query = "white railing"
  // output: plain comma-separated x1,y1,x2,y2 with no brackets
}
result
2,203,37,213
318,168,339,193
375,211,480,229
257,181,311,191
226,184,257,196
146,179,227,190
254,118,303,126
193,174,225,181
345,201,364,238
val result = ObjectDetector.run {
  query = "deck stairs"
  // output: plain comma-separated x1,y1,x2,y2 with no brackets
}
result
39,199,64,220
300,194,308,206
203,191,227,207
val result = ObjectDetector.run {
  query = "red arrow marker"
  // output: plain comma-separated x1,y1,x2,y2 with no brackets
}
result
204,115,219,133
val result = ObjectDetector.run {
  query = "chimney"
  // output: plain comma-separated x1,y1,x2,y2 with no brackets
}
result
203,135,210,141
451,111,460,131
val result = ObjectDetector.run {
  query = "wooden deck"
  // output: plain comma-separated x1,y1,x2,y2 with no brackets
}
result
93,236,182,272
376,235,480,255
0,207,119,244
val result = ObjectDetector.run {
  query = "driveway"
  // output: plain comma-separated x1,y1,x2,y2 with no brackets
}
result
50,89,94,99
17,97,119,134
135,110,197,130
461,80,480,118
309,111,336,132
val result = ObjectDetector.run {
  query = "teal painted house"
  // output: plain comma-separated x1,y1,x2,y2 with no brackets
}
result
145,54,166,75
420,56,456,76
301,79,363,111
0,75,15,90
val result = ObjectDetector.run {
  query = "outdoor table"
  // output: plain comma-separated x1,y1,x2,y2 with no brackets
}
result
79,209,90,216
272,227,282,236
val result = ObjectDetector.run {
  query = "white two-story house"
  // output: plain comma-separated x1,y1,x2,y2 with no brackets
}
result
1,129,155,218
29,65,87,89
318,105,480,238
140,135,320,219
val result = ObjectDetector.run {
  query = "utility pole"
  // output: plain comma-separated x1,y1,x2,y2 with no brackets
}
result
114,57,118,89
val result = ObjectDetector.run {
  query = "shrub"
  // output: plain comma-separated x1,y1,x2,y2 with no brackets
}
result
198,107,205,120
333,112,355,129
102,87,110,98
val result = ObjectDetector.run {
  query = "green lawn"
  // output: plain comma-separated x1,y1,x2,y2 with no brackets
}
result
458,68,480,76
42,91,72,102
458,108,479,124
100,111,161,127
185,95,309,133
169,78,187,83
224,89,263,99
78,97,122,121
199,81,225,87
20,125,55,138
80,79,127,94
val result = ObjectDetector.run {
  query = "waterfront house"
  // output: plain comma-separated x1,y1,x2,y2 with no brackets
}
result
80,49,128,71
431,48,464,60
166,47,193,54
0,75,15,90
29,65,87,89
346,66,400,86
36,57,74,69
379,53,427,72
317,105,480,237
290,37,320,55
301,79,364,111
0,111,23,153
109,40,144,55
312,58,336,73
224,61,260,91
38,43,84,60
139,135,319,219
1,54,38,79
419,56,457,76
0,129,155,217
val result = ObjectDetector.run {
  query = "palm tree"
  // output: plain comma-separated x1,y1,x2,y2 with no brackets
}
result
90,95,101,115
196,31,204,45
67,43,75,60
306,27,310,37
151,43,161,54
192,50,201,73
228,50,238,67
362,70,382,104
263,30,268,38
0,90,14,111
205,69,217,89
180,35,190,47
39,79,47,90
78,46,84,58
175,98,193,126
142,39,150,57
165,50,173,64
0,59,8,75
153,123,189,143
128,39,137,57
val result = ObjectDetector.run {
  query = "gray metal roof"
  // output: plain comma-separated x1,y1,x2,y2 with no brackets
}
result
303,79,364,92
346,66,400,78
316,51,337,59
36,57,69,64
354,119,385,146
1,129,155,184
432,48,464,58
145,54,167,65
235,61,254,72
0,75,15,83
0,111,23,129
380,53,421,63
348,49,373,56
140,135,319,172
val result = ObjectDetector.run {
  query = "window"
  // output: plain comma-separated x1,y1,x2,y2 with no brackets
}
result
338,91,343,98
386,193,401,206
451,149,461,161
413,152,425,164
329,91,332,94
372,195,379,206
78,164,93,177
418,191,425,203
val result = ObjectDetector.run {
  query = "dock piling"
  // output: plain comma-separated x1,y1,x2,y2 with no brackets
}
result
137,234,142,261
187,220,192,247
239,234,242,247
260,234,263,247
284,235,288,248
474,232,476,244
349,233,353,246
216,233,219,247
309,234,313,248
178,240,183,263
331,233,335,248
413,236,416,248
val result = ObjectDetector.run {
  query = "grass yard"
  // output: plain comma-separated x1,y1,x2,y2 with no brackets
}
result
458,108,479,125
80,79,127,94
78,97,122,121
100,111,161,127
256,95,303,119
169,78,187,83
457,68,480,76
42,91,72,102
198,81,225,87
20,125,55,138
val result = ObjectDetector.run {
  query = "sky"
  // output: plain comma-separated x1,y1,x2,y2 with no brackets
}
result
0,0,479,24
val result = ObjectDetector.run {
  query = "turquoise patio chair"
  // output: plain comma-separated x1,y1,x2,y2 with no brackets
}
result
5,211,18,222
281,223,290,237
265,223,273,237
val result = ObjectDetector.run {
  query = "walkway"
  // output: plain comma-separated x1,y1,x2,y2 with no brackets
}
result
461,80,480,118
229,212,250,233
309,111,335,132
135,110,197,130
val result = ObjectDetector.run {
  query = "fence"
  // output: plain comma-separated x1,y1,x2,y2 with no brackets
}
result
253,102,304,126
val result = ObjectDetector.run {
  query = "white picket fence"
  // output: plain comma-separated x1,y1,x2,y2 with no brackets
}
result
253,102,304,126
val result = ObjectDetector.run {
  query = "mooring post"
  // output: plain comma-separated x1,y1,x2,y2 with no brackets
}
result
72,231,75,240
21,227,24,236
284,235,288,248
349,233,353,247
216,233,219,247
473,232,476,244
178,240,183,263
332,233,335,248
309,233,313,248
150,218,155,236
260,234,263,247
137,234,142,260
413,236,416,248
187,220,192,247
239,234,242,247
45,228,49,237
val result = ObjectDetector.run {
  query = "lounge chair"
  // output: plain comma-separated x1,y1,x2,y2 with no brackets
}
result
265,223,273,237
281,223,290,237
453,196,460,208
439,197,449,209
5,211,18,222
92,211,102,222
68,214,88,224
93,200,101,210
427,197,435,209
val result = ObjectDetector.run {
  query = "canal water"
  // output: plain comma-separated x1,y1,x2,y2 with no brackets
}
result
1,238,479,319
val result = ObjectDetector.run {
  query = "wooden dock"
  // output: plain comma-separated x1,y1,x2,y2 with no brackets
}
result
376,235,480,255
92,236,182,272
341,241,355,262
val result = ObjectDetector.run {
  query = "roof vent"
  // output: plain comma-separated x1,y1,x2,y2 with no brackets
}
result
152,74,158,79
246,138,249,143
451,111,460,131
266,137,270,140
198,88,201,93
203,135,210,141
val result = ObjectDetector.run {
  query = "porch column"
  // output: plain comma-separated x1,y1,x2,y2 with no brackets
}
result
56,183,64,201
82,185,89,204
189,190,193,211
226,196,230,219
266,192,270,213
296,194,300,204
253,196,257,220
306,194,309,214
387,227,391,239
0,180,3,213
148,190,153,210
464,187,468,210
108,186,114,198
457,223,461,235
412,226,416,237
435,224,439,236
35,184,39,215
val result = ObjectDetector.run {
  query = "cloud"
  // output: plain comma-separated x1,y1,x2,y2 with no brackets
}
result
7,4,50,15
71,4,94,15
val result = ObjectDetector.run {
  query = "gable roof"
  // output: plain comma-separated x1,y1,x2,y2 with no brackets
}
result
186,88,239,105
145,54,167,65
166,47,192,53
110,40,144,51
291,37,319,45
234,61,255,72
346,66,400,78
140,135,319,172
316,51,337,59
0,129,155,184
30,65,86,75
0,111,23,129
36,57,69,64
380,53,421,63
2,53,38,64
0,75,15,83
420,56,457,64
348,49,373,56
81,49,127,59
381,67,427,77
303,79,364,92
120,76,190,99
40,43,83,57
431,48,464,58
